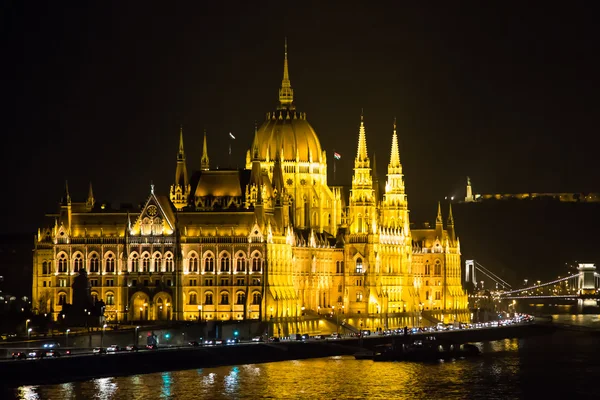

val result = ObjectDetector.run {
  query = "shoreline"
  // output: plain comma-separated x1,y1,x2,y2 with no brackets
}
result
0,322,556,388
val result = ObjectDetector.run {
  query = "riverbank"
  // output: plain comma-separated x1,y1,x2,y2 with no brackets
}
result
0,322,556,388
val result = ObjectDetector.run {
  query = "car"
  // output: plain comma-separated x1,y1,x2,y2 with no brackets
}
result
93,347,106,354
107,345,121,353
214,339,224,345
42,341,60,348
27,350,42,359
268,337,280,342
125,344,138,352
11,351,26,360
146,344,158,350
252,336,264,342
43,350,61,358
226,338,240,344
188,341,201,347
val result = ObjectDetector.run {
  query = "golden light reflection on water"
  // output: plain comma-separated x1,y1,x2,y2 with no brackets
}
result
8,338,558,400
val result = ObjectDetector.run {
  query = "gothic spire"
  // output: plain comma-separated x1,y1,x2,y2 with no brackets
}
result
86,182,95,209
278,37,294,108
389,117,401,168
177,125,185,160
201,129,210,170
448,203,454,225
436,201,443,224
356,112,369,163
62,180,71,204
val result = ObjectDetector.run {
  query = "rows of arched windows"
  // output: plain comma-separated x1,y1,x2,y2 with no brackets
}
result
188,290,261,306
423,260,443,276
183,252,263,274
44,252,119,275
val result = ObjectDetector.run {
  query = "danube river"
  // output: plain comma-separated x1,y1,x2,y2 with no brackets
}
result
6,315,600,399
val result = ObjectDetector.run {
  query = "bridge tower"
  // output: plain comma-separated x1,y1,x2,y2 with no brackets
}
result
577,263,596,295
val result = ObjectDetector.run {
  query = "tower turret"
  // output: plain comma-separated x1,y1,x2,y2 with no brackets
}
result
170,126,190,210
382,119,409,231
436,201,443,239
447,203,456,242
201,130,210,171
86,182,95,211
349,112,376,234
278,38,294,110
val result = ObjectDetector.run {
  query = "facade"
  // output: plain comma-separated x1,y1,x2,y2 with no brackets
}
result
32,45,468,330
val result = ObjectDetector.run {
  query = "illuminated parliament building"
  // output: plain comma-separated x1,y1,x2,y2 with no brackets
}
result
32,45,468,331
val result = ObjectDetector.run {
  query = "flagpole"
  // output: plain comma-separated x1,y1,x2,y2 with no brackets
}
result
333,149,336,183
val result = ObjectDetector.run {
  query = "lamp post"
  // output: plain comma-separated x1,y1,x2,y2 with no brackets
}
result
27,328,32,347
135,326,140,348
198,305,203,322
269,306,274,337
101,323,107,348
66,329,70,348
25,319,31,341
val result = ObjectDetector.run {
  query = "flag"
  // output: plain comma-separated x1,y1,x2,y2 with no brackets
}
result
334,152,341,160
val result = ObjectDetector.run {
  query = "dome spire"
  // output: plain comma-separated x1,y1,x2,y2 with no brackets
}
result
278,37,294,109
201,129,210,170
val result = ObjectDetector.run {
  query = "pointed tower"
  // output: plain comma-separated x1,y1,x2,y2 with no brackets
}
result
60,180,72,233
278,37,294,110
382,118,409,230
169,126,191,210
349,112,376,234
86,182,95,211
435,201,444,239
201,130,210,171
447,203,456,242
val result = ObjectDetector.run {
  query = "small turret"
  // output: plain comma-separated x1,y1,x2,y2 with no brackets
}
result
170,126,190,210
86,182,95,211
201,130,210,171
435,201,443,239
447,203,456,242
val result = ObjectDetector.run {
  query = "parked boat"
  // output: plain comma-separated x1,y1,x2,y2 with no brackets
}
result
353,349,378,360
373,337,480,362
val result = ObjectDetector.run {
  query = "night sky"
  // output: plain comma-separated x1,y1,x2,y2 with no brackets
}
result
2,2,598,235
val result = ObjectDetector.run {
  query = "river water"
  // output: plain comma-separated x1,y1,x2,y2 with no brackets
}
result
6,315,600,399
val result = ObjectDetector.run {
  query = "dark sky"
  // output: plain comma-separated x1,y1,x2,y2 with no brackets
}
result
1,2,598,235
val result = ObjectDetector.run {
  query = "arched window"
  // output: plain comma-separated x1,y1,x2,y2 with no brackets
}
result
142,254,150,272
252,292,261,305
73,253,83,272
236,257,245,272
252,255,261,272
189,255,199,273
434,260,442,276
91,292,99,304
42,261,48,275
356,291,363,302
58,254,67,273
106,293,115,305
105,253,115,273
130,253,139,272
340,261,344,273
337,296,343,303
204,255,214,272
236,292,245,304
90,254,100,273
205,292,213,305
189,292,197,305
425,261,431,275
220,255,230,273
357,213,363,233
153,254,162,272
165,253,174,272
220,292,229,305
152,217,163,235
58,292,67,305
355,258,363,274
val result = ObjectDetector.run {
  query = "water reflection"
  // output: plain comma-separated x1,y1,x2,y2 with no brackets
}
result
11,332,600,399
161,372,171,398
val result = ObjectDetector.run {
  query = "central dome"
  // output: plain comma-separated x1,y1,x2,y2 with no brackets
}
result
254,111,323,163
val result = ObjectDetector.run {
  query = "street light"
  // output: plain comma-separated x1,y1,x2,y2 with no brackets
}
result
333,306,339,334
27,328,32,347
198,305,203,322
66,329,70,347
25,319,31,336
135,326,140,348
101,324,107,348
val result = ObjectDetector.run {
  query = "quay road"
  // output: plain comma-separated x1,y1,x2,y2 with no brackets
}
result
0,318,557,388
